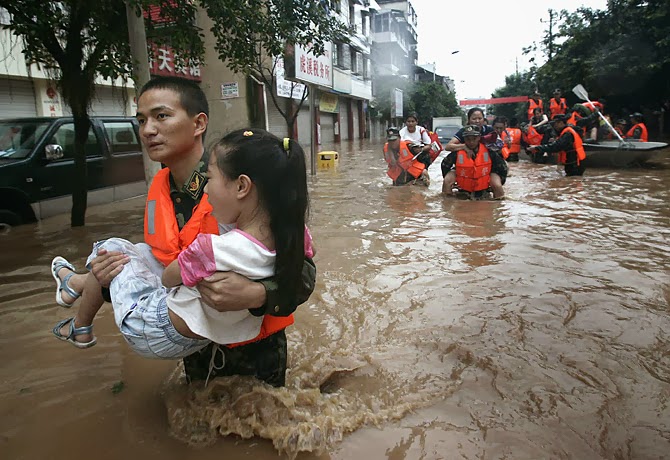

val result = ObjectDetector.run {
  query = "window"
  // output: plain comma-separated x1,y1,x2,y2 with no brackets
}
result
333,42,340,67
330,0,341,13
103,121,140,155
350,49,358,74
49,123,101,160
0,120,50,159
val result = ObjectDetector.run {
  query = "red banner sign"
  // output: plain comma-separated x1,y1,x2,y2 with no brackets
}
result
459,96,529,106
148,42,201,82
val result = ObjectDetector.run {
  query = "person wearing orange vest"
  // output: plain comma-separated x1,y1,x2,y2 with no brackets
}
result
51,128,313,362
520,122,547,163
443,125,504,199
50,77,315,387
383,127,429,186
503,118,522,162
528,114,587,176
549,88,568,120
527,92,543,121
626,113,649,141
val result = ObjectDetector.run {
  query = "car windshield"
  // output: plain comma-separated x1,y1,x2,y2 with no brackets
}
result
0,121,50,159
435,125,460,140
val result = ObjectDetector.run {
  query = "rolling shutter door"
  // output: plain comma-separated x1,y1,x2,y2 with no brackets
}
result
89,86,129,116
0,78,37,118
320,112,335,146
267,98,288,139
296,106,311,148
62,86,129,116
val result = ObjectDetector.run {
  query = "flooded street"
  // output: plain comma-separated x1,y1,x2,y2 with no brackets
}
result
1,140,669,459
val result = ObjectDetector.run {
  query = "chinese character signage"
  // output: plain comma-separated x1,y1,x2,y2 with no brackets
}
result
148,42,201,82
275,57,307,100
319,92,339,113
221,82,239,99
285,43,333,88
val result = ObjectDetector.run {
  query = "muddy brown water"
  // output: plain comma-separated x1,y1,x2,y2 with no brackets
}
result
1,141,669,460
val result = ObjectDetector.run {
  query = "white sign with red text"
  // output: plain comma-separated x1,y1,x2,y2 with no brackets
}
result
294,43,333,88
275,57,306,100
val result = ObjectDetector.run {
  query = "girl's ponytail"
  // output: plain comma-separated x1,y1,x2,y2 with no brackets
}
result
213,130,309,310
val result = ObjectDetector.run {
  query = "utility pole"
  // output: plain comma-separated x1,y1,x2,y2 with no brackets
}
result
541,9,557,62
125,1,160,185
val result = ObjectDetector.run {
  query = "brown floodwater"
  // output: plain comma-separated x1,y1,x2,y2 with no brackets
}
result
1,141,669,460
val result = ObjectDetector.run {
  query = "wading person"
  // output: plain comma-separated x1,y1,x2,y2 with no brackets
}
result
442,108,505,198
528,114,586,177
50,76,316,387
399,112,432,155
51,129,313,370
383,127,429,186
503,118,522,162
442,125,504,199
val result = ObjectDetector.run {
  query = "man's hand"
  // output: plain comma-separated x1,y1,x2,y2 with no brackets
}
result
90,248,128,287
197,271,266,312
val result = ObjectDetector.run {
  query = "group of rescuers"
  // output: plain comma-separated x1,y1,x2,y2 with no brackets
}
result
383,89,650,198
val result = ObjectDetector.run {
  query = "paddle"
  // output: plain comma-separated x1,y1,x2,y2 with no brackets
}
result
572,84,626,143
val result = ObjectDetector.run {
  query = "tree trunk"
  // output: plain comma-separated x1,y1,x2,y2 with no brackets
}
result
126,1,160,187
70,108,90,227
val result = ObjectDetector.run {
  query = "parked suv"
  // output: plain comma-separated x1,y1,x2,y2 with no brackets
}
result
0,117,146,230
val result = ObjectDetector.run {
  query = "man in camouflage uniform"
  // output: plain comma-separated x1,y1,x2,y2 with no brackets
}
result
91,77,316,387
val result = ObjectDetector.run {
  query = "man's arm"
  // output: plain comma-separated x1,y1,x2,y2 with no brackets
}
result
198,257,317,316
444,136,465,152
535,130,574,154
251,257,317,317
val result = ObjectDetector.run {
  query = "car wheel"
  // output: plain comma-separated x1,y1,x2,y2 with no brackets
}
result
0,210,22,234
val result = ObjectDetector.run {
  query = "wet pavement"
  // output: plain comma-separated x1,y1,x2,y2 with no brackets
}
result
1,140,669,459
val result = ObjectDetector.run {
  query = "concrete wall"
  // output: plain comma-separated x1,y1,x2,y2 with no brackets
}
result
196,12,252,146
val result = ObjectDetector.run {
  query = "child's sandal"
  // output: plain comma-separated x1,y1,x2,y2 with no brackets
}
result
51,256,81,308
52,317,97,349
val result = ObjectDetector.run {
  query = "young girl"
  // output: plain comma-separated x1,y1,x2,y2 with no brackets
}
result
50,129,312,359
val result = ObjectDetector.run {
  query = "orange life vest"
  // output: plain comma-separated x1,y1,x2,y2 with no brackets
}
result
505,128,522,154
556,126,586,165
455,144,492,192
567,111,587,138
428,131,443,162
384,141,426,181
549,97,567,119
522,125,543,146
626,123,648,142
145,168,220,266
581,101,603,112
144,168,294,348
528,99,543,120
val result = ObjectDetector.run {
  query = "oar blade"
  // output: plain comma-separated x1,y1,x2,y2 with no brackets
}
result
572,84,588,101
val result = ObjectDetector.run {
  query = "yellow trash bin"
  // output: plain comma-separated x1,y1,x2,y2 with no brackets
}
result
318,151,339,169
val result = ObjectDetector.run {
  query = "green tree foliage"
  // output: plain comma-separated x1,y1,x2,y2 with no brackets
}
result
370,78,461,125
490,72,536,123
202,0,347,134
369,75,413,123
0,1,202,226
408,81,461,124
526,1,670,115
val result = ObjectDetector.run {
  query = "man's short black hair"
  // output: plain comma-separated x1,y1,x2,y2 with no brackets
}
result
139,76,209,118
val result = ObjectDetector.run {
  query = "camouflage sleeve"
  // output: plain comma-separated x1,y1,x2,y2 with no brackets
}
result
249,257,317,317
